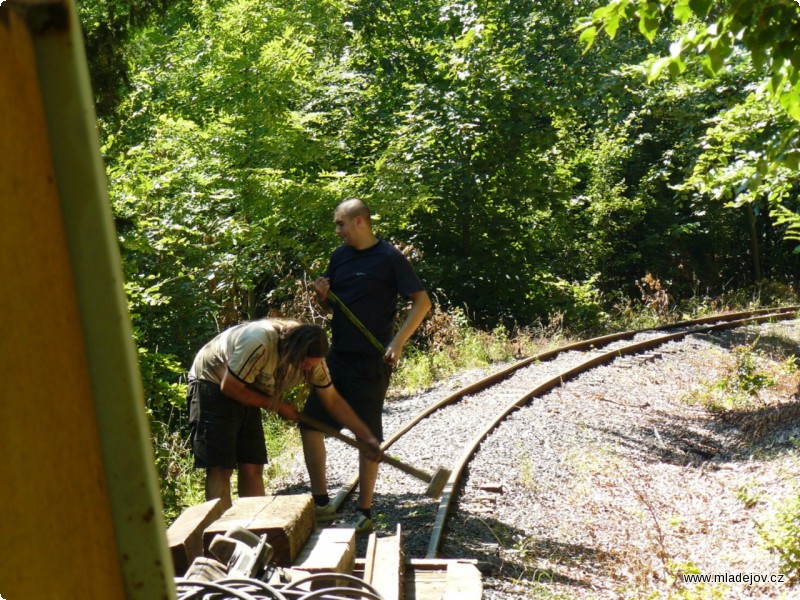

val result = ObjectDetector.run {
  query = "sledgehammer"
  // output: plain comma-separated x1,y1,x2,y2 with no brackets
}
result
298,414,451,499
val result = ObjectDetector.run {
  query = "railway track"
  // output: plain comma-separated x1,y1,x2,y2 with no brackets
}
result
308,306,799,562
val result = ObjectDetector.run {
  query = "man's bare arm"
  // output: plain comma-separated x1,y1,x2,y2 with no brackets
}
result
220,370,299,421
385,290,431,365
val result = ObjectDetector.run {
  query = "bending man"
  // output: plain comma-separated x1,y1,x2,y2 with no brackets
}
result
188,318,381,504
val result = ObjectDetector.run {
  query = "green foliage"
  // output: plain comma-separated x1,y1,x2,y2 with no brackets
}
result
578,0,800,115
392,306,521,392
725,342,777,397
77,0,192,116
149,416,204,524
137,346,186,417
735,481,761,509
262,412,302,481
349,0,693,327
102,0,364,379
576,0,800,255
758,486,800,583
688,341,779,412
775,204,800,245
96,0,800,368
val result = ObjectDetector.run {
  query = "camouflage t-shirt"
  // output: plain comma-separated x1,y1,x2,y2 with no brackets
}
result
189,320,331,396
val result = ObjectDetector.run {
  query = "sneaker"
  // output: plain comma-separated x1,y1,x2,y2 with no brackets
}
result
315,502,337,523
353,513,373,535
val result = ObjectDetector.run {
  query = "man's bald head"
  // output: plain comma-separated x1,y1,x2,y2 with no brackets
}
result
333,198,377,249
336,198,371,225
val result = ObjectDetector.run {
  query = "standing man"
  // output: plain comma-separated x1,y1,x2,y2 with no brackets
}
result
301,198,432,533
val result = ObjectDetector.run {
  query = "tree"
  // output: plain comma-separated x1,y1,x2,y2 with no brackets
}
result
333,0,659,325
77,0,194,116
576,0,800,253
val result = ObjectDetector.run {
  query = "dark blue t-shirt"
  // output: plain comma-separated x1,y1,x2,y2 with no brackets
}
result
325,239,425,355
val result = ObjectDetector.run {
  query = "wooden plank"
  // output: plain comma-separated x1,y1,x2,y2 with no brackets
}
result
362,525,404,600
405,569,447,600
202,495,315,566
405,559,482,600
363,533,378,586
406,558,479,568
444,561,482,599
293,527,356,589
167,499,227,576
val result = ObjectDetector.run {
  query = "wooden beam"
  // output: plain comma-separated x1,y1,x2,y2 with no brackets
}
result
202,496,315,566
293,527,356,589
405,559,483,600
362,525,404,600
167,499,227,576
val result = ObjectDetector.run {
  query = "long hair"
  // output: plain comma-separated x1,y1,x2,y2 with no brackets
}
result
273,321,329,395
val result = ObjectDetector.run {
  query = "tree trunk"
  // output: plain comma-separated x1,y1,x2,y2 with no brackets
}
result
747,203,762,284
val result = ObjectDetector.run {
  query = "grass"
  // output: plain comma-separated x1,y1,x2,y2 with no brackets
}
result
669,327,800,591
759,484,800,583
263,412,303,482
151,421,205,524
391,305,570,395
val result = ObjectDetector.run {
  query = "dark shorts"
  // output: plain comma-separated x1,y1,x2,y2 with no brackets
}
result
188,379,267,469
301,350,391,441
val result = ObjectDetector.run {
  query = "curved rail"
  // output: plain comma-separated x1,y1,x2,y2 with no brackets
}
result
424,308,799,557
331,306,799,510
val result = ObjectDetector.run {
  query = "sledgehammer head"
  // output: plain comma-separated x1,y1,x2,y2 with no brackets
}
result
425,466,451,499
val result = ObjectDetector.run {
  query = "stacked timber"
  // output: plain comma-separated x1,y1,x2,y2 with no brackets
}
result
166,498,228,575
166,494,482,598
202,495,315,566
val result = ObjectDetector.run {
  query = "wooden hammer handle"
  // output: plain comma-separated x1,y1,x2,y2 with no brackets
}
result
298,413,433,484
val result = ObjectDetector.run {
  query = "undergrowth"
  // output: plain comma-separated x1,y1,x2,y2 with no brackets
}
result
758,484,800,584
391,305,566,394
675,323,800,592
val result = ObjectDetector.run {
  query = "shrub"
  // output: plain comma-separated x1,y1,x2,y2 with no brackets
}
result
758,486,800,583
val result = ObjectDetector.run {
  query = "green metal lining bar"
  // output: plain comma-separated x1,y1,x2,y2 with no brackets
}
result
24,1,175,597
297,258,386,354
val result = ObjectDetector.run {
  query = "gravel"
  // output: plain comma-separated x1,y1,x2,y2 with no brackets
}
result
271,319,800,598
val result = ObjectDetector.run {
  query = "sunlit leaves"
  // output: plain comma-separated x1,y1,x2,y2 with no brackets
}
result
774,204,800,243
687,0,712,19
638,2,660,43
578,25,599,50
578,0,800,253
579,0,800,124
672,88,800,253
99,0,362,401
576,0,635,50
779,87,800,122
648,41,687,82
673,0,693,24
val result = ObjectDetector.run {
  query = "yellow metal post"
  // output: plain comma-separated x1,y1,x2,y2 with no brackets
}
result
0,1,175,597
